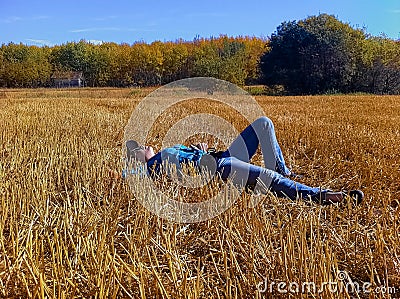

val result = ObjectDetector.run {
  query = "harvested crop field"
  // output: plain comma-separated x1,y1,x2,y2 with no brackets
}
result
1,88,399,298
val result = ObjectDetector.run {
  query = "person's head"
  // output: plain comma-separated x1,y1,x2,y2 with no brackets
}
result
133,145,155,162
126,140,155,163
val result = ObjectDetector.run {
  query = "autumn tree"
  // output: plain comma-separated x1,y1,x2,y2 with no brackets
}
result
0,43,52,87
0,24,398,93
358,37,400,94
260,14,369,94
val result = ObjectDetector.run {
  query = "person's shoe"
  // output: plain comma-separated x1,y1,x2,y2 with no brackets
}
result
342,189,364,206
311,190,342,205
321,191,343,205
315,189,364,206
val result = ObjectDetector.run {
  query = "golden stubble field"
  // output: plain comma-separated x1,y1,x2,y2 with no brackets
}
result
0,88,399,298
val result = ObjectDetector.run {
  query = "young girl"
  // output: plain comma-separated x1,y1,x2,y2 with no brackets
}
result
125,116,363,205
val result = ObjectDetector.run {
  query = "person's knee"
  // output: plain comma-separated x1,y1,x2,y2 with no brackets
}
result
254,116,273,128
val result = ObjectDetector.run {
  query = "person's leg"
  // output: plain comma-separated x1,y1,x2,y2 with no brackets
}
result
268,173,327,202
217,156,277,194
226,116,291,176
217,156,343,204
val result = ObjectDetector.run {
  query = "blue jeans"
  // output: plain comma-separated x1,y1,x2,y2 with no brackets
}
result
216,117,322,201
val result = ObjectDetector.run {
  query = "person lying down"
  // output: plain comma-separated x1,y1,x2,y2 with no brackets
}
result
124,116,363,206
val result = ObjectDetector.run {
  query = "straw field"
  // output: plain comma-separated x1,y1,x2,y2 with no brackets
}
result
0,88,399,298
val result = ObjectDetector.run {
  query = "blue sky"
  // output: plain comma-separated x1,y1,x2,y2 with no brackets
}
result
1,0,399,46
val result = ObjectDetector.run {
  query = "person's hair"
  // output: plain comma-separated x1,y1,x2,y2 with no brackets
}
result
126,140,146,163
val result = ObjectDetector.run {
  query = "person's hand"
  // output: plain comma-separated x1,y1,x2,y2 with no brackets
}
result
108,168,121,180
194,143,208,152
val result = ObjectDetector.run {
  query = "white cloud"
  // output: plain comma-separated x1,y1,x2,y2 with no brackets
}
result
1,15,50,23
88,40,104,45
25,39,53,46
1,16,23,23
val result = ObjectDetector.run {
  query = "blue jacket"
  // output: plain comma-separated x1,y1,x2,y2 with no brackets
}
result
146,144,207,177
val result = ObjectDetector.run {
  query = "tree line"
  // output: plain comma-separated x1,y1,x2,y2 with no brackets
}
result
261,14,400,94
0,36,265,88
1,14,399,94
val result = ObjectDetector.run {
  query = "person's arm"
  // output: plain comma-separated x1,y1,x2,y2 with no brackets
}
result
191,143,208,152
122,164,146,179
159,149,183,180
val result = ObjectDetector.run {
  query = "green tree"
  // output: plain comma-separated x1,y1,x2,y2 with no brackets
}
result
260,21,317,94
300,14,366,93
0,43,52,87
359,37,400,94
50,40,90,79
260,14,367,94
